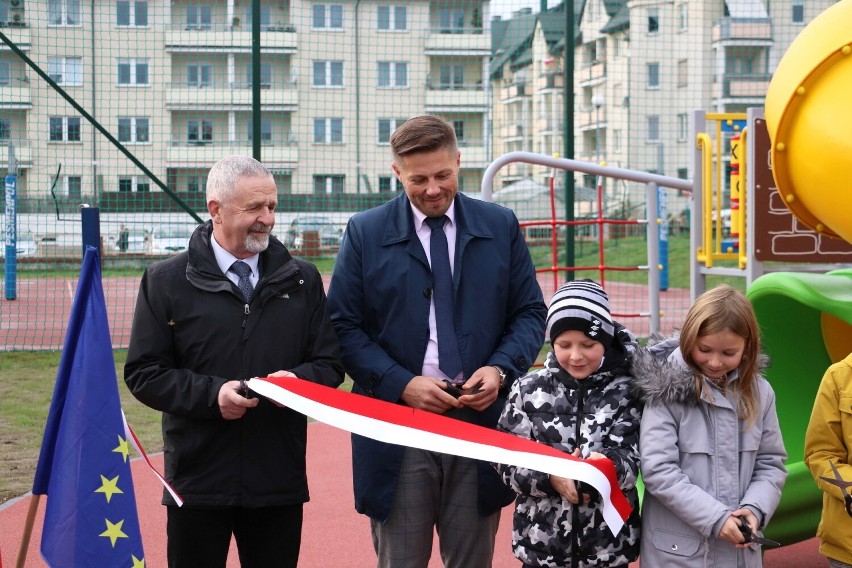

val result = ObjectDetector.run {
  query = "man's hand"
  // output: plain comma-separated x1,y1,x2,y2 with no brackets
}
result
218,380,259,420
262,370,297,407
456,365,502,411
400,376,463,414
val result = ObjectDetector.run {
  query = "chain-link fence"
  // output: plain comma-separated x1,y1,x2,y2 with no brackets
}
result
0,0,833,349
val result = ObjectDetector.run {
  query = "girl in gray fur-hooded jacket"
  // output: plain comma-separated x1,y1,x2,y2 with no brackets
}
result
496,280,641,568
631,285,787,567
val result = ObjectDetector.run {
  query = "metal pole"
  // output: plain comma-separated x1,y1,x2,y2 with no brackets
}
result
5,143,17,300
562,3,575,282
646,182,660,334
251,0,261,160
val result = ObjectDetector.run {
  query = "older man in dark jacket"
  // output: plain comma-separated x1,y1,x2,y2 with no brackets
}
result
125,155,343,568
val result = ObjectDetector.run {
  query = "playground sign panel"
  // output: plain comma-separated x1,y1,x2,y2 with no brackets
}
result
752,118,852,262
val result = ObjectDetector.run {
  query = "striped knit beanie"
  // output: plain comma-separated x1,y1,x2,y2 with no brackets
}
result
546,279,614,347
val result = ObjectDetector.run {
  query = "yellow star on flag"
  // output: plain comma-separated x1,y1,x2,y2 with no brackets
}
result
99,518,129,547
131,554,146,567
95,474,124,503
113,435,131,463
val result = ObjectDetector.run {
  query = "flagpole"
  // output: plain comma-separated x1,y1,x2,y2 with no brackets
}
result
15,494,40,568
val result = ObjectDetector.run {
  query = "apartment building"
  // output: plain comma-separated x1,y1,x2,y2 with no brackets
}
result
0,0,492,209
489,0,835,217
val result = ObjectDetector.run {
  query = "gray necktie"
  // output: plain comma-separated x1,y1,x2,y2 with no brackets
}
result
230,260,254,303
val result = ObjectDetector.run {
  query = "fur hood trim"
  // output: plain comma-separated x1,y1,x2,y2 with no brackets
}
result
631,335,769,407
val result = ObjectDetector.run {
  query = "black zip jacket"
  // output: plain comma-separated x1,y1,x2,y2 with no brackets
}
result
125,220,344,507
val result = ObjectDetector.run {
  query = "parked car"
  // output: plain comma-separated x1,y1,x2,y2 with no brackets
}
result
283,217,343,251
151,225,195,255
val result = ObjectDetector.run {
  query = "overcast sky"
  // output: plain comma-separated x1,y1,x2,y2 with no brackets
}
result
490,0,557,19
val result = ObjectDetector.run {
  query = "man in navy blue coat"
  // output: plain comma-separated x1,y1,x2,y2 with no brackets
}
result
328,115,546,567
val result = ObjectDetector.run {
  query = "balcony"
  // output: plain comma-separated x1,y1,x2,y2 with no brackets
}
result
424,27,489,54
0,20,31,47
168,139,298,165
457,139,486,166
577,61,605,86
499,123,526,142
0,138,32,166
166,82,298,110
712,18,772,44
0,83,31,108
576,107,607,130
537,117,563,134
539,72,564,91
713,73,772,100
425,83,487,110
500,82,528,103
164,23,298,52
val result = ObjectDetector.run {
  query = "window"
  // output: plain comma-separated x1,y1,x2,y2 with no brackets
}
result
118,58,148,85
647,115,660,142
313,174,344,194
677,167,688,180
312,4,343,29
314,118,343,144
48,57,83,86
118,117,149,143
677,59,688,88
246,63,272,88
792,2,804,24
0,2,8,24
0,118,10,140
452,120,465,144
438,9,464,33
187,64,212,87
118,176,150,192
48,0,80,25
49,116,81,142
378,118,405,144
187,174,204,193
677,113,688,142
313,60,343,87
678,3,688,31
378,175,403,193
0,61,9,86
613,129,622,152
248,119,273,142
377,61,407,88
647,62,660,88
440,64,464,89
58,176,82,199
647,8,659,34
186,4,212,29
244,4,271,30
187,119,213,143
378,5,406,31
117,1,147,26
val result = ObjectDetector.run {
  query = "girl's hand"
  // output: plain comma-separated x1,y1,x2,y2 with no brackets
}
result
731,508,759,549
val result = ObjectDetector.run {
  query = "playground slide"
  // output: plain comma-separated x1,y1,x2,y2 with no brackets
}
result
749,0,852,545
747,270,852,544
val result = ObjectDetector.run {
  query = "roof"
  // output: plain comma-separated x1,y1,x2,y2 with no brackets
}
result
600,1,629,33
490,1,584,79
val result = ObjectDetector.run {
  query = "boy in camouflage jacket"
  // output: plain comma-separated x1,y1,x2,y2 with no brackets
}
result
496,280,642,568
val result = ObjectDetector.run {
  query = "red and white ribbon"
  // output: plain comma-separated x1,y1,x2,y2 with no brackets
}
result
122,410,184,507
249,377,631,536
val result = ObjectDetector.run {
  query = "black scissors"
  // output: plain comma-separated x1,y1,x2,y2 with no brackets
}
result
736,516,781,548
819,460,852,518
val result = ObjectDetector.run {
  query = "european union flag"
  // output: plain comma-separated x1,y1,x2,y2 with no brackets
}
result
33,247,145,567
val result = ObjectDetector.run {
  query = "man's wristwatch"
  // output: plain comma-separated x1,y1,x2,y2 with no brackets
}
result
492,365,508,389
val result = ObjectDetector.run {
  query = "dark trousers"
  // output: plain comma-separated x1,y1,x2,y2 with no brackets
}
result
167,504,303,568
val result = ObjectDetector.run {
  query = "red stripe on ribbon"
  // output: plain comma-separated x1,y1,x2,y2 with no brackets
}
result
252,376,632,532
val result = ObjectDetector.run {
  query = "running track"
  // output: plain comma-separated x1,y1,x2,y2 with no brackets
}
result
0,423,824,567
